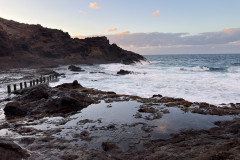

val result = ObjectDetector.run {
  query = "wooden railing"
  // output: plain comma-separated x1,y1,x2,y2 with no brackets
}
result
7,75,58,94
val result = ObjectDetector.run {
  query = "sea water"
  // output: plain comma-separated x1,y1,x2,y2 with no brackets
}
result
0,54,240,105
50,54,240,105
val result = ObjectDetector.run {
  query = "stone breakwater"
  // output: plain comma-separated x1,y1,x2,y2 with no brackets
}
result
0,81,240,160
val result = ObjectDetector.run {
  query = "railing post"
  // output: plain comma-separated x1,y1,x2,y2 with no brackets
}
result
7,85,11,94
7,74,59,93
20,83,23,89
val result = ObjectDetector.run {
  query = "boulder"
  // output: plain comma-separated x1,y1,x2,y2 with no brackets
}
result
68,65,84,72
101,142,119,151
4,81,93,119
117,69,133,75
4,102,27,117
42,91,94,114
56,80,83,90
22,84,49,101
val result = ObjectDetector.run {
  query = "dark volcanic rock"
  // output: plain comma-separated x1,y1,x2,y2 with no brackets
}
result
23,84,49,101
56,80,83,90
117,69,133,75
0,17,147,69
4,102,27,117
152,94,163,98
2,80,240,160
102,142,119,151
4,81,94,118
0,139,29,160
68,65,84,72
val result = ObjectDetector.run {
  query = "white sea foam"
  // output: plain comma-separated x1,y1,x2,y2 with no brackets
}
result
1,55,240,105
48,61,240,105
180,66,210,72
133,60,150,65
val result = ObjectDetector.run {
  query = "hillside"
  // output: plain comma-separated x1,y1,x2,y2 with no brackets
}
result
0,17,146,69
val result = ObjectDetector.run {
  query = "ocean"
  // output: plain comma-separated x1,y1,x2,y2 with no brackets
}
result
0,54,239,156
0,54,240,105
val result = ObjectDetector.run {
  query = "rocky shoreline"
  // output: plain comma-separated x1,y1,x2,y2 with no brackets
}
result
0,80,239,160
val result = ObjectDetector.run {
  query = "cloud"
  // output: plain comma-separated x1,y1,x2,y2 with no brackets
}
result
106,28,240,54
229,41,240,45
108,27,117,32
116,31,130,35
89,2,100,9
152,10,160,17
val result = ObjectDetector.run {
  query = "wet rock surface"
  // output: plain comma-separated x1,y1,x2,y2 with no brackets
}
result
68,65,85,72
0,138,29,160
1,81,240,159
117,69,133,75
4,81,94,119
136,118,240,160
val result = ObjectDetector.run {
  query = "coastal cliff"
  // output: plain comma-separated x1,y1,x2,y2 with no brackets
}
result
0,17,146,69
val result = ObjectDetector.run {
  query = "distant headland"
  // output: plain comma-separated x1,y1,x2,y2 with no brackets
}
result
0,17,146,69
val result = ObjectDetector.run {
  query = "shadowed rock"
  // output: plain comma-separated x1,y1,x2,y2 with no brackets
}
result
4,81,94,118
0,139,29,160
4,102,27,117
68,65,84,72
102,142,119,151
117,69,133,75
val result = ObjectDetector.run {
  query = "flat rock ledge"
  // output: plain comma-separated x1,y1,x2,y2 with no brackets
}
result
2,81,240,160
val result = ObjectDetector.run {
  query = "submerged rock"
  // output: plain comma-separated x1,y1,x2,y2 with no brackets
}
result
102,142,120,151
117,69,133,75
68,65,84,72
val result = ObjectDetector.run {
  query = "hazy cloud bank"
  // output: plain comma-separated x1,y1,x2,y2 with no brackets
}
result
106,28,240,54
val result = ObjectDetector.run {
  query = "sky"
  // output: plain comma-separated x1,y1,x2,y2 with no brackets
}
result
0,0,240,55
